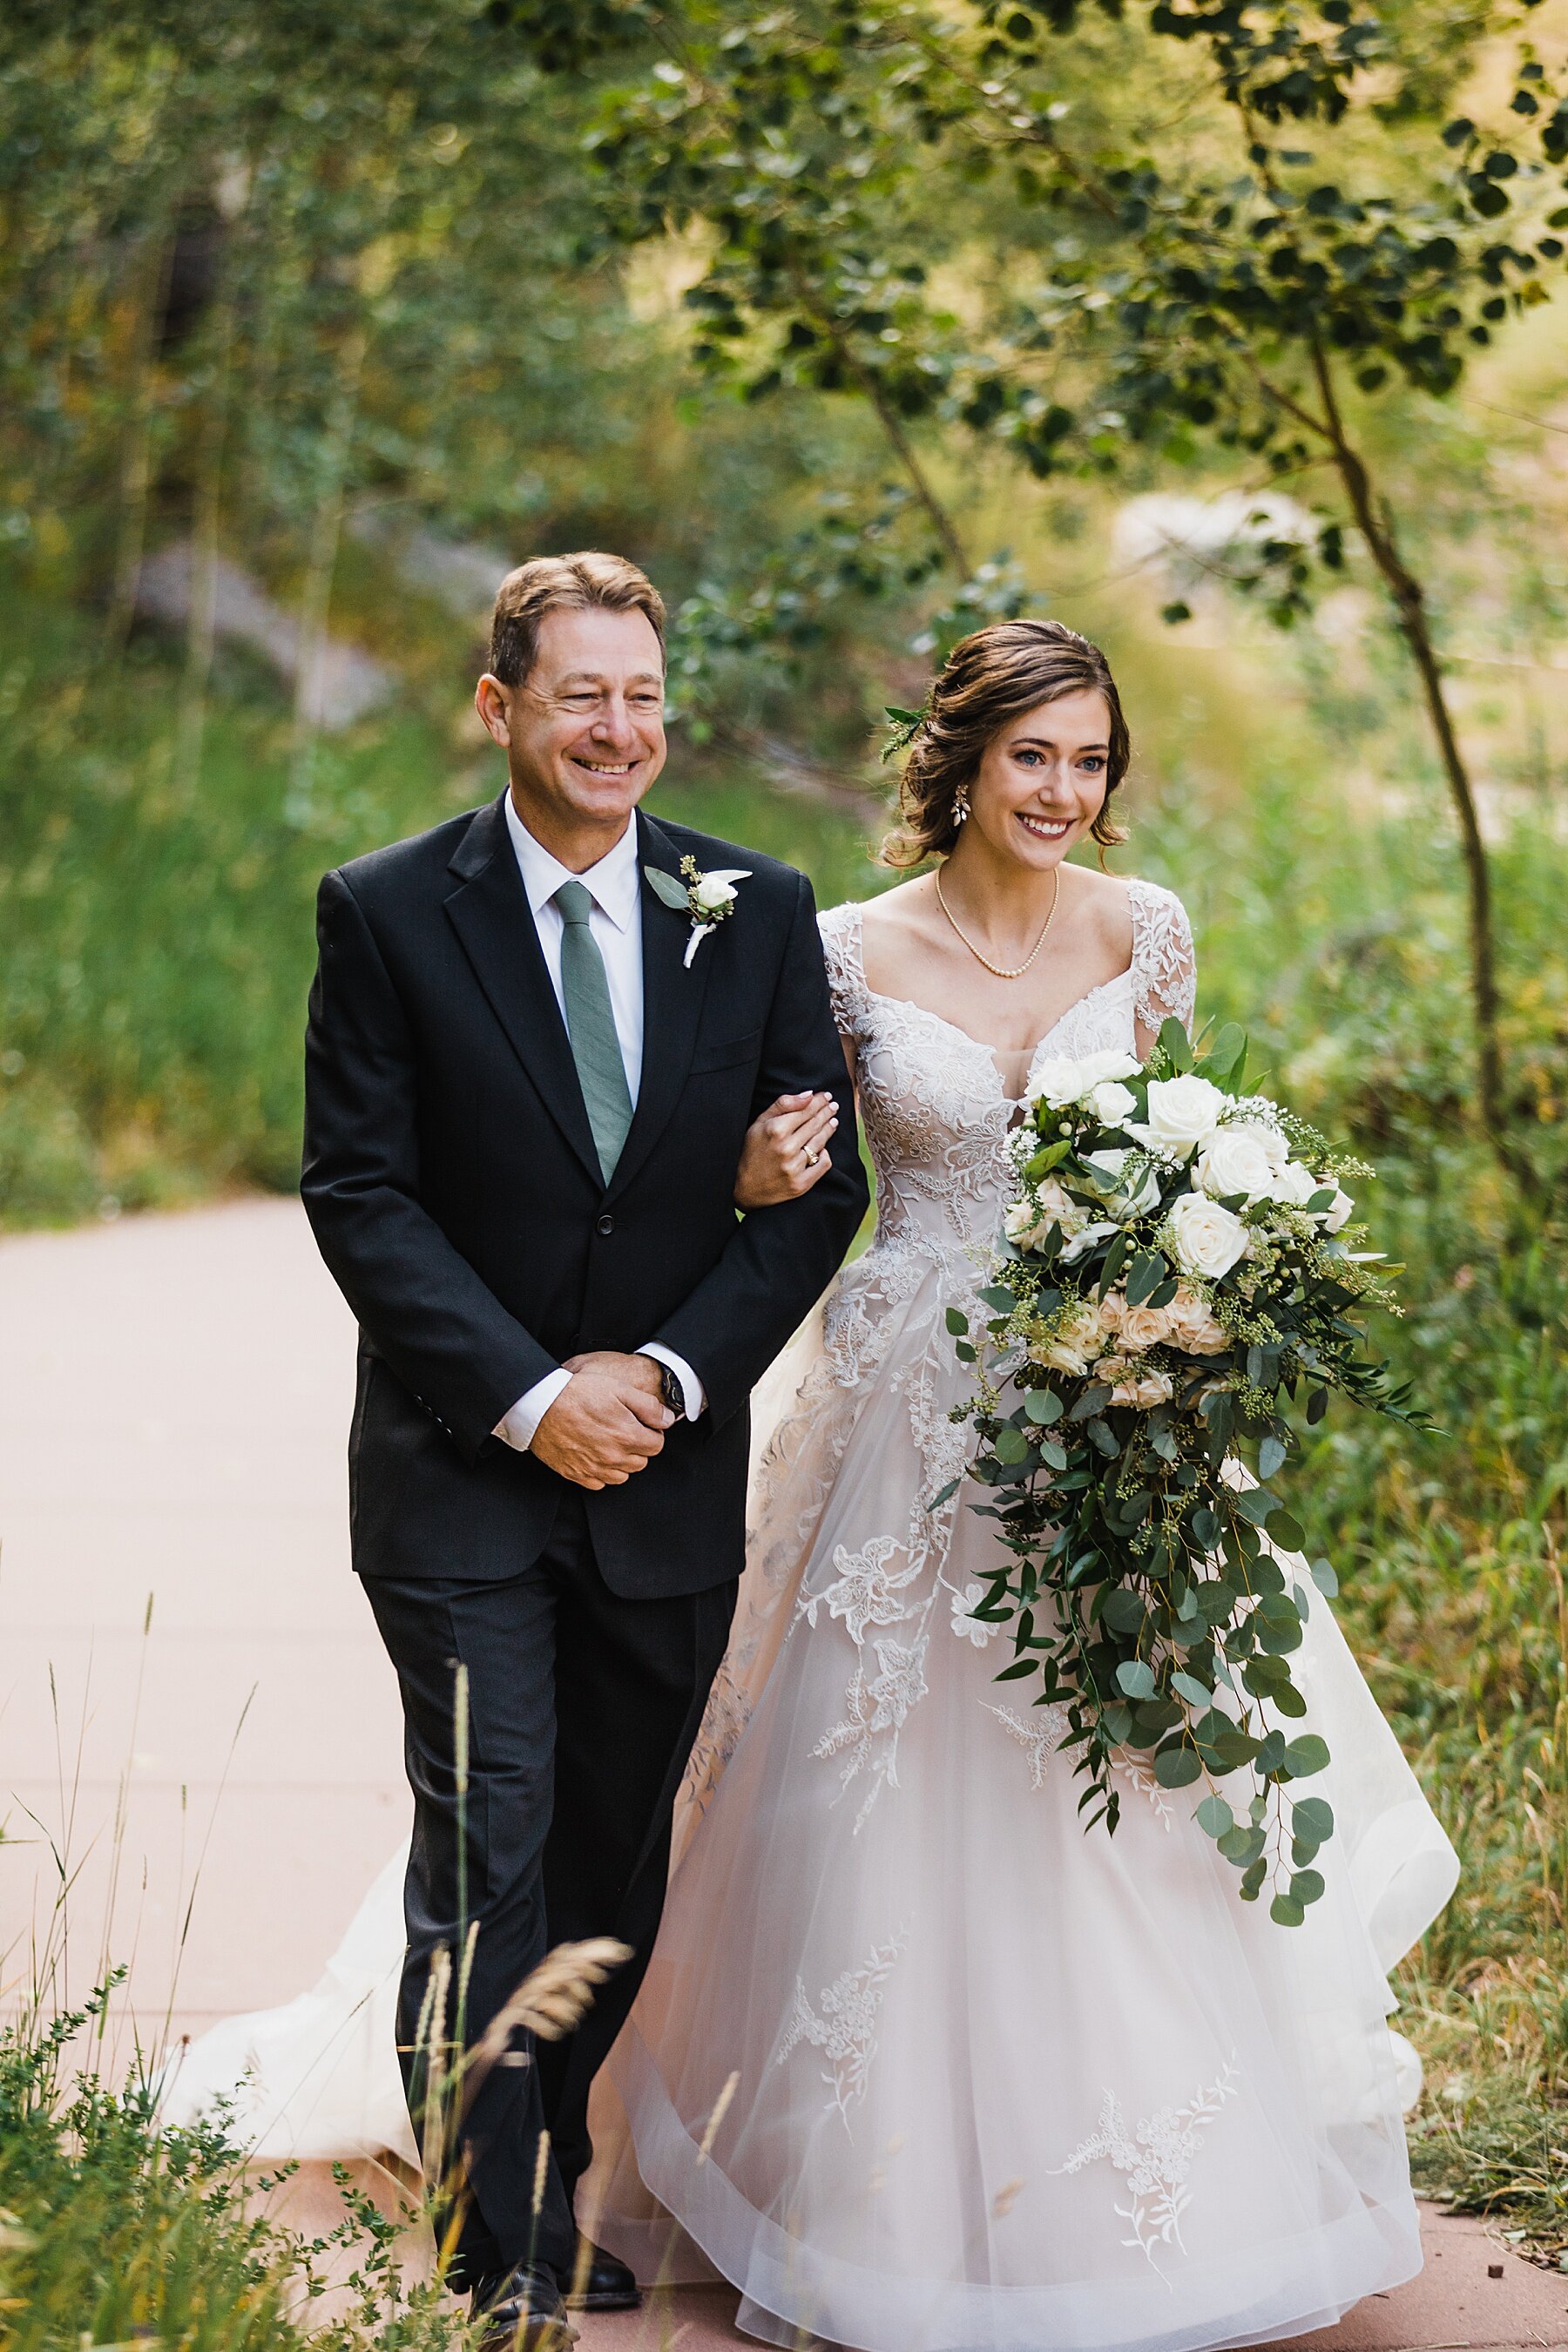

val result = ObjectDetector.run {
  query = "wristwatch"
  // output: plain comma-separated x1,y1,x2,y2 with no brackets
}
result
657,1361,687,1423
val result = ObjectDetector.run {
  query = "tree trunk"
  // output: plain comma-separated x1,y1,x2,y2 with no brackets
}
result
1308,347,1534,1197
105,232,174,658
285,325,367,826
172,295,234,808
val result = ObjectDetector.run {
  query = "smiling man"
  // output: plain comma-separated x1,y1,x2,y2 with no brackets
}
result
301,553,867,2349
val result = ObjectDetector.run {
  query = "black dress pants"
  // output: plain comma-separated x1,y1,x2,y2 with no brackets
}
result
364,1491,736,2283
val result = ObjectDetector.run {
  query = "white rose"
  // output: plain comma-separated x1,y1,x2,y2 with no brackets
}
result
1080,1148,1163,1225
1132,1366,1175,1410
1229,1100,1290,1169
1131,1072,1227,1160
1026,1048,1141,1109
1031,1336,1091,1374
691,875,738,914
1194,1125,1277,1204
1088,1079,1138,1130
1058,1219,1120,1265
1319,1183,1354,1233
1267,1159,1317,1208
1166,1189,1249,1280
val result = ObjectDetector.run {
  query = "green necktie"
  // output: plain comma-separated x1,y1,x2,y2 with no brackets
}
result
553,878,635,1185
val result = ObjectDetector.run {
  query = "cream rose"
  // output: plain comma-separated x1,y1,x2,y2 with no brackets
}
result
1131,1072,1227,1160
1166,1188,1249,1280
1163,1281,1230,1355
691,874,739,915
1119,1302,1172,1353
1194,1125,1277,1204
1096,1355,1175,1409
1028,1299,1100,1375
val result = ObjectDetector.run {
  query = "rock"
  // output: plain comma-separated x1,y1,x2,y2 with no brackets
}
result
134,541,394,730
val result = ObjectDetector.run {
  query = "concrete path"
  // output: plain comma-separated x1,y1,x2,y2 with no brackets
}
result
2,1201,1565,2349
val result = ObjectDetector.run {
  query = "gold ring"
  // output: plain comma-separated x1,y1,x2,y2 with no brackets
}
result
804,1148,821,1166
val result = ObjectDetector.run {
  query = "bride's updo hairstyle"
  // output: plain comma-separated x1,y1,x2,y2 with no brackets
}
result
881,618,1131,869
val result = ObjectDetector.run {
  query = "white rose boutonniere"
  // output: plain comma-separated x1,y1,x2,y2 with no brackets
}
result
645,855,753,967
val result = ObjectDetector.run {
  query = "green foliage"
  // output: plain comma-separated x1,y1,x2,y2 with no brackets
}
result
0,1983,455,2352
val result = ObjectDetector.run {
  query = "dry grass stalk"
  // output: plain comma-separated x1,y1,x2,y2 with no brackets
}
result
472,1938,632,2072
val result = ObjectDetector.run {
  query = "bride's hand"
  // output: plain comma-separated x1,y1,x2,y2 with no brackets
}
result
735,1092,840,1209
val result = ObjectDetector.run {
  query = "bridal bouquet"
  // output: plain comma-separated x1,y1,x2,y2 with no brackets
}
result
945,1019,1420,1926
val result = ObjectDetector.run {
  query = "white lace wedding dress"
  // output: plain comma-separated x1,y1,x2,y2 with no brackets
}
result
163,882,1458,2352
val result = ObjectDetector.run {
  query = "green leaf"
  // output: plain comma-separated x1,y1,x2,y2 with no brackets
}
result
1269,1893,1306,1928
928,1478,960,1510
945,1307,970,1335
1195,1794,1233,1839
1116,1660,1158,1700
978,1284,1017,1315
1203,1022,1247,1081
995,1658,1037,1680
1258,1433,1287,1480
1310,1557,1340,1598
1236,1487,1276,1525
1102,1588,1146,1634
1171,1670,1212,1707
1292,1795,1335,1842
1282,1734,1330,1779
1039,1440,1068,1471
1154,1745,1202,1788
1024,1389,1064,1424
1267,1509,1307,1551
643,864,692,911
994,1425,1030,1463
1159,1015,1192,1072
1289,1868,1326,1906
1125,1252,1167,1308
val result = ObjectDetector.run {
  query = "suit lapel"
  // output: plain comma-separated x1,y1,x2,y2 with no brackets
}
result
605,808,713,1202
443,794,604,1188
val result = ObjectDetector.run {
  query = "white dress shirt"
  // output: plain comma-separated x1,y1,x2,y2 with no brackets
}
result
494,798,706,1454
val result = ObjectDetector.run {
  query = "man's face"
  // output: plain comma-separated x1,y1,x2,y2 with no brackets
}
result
476,605,667,850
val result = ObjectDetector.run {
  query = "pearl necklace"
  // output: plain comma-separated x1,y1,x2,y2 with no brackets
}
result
934,866,1061,979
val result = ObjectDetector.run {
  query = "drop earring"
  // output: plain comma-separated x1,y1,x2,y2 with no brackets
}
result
952,783,970,826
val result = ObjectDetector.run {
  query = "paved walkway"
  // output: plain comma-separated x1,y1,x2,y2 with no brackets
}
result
2,1201,1565,2349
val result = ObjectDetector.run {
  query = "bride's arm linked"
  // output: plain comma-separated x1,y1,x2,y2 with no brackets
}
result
733,1030,858,1209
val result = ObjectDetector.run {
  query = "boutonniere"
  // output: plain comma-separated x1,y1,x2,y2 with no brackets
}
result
645,855,752,969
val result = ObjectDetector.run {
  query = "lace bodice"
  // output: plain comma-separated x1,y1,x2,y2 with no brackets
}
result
818,880,1195,1269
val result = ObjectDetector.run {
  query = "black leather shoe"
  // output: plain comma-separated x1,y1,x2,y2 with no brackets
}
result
470,2262,578,2352
564,2238,642,2313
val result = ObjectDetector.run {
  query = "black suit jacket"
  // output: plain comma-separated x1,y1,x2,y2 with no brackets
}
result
301,794,868,1598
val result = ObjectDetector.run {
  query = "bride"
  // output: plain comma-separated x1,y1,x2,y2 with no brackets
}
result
166,618,1457,2352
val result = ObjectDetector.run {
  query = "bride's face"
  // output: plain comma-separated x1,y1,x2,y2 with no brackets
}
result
967,688,1112,872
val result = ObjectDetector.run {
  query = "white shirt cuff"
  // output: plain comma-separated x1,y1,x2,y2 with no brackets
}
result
638,1343,706,1422
495,1368,572,1452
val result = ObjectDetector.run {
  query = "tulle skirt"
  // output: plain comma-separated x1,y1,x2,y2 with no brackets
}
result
164,1249,1457,2352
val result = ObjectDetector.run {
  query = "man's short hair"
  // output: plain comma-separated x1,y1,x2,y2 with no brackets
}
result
487,551,667,688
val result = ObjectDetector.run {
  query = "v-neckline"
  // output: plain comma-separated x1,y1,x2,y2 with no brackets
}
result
848,902,1136,1103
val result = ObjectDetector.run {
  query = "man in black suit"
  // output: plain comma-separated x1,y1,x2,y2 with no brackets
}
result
301,551,867,2349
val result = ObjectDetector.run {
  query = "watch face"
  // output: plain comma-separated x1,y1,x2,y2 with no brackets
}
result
660,1363,685,1419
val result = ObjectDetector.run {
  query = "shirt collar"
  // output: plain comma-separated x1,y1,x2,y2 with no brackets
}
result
504,794,641,933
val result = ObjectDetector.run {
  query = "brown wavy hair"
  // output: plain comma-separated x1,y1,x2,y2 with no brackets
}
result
881,618,1131,869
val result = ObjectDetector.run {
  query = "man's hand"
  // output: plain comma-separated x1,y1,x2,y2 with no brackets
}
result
531,1352,672,1490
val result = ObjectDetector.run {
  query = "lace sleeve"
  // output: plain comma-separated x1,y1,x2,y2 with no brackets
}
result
1127,880,1196,1038
817,901,867,1044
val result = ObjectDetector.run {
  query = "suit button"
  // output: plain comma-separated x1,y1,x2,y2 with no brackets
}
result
596,1213,615,1236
